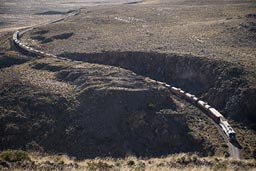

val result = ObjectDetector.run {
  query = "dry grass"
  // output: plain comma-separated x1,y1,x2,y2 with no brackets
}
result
6,152,256,171
18,58,76,99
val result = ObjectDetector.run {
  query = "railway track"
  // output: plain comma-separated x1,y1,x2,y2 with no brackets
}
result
12,7,241,159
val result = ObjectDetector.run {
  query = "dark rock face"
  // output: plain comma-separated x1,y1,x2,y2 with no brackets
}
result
239,88,256,122
67,90,189,158
53,66,201,158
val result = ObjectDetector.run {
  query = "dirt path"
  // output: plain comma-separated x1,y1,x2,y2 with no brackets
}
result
228,141,242,159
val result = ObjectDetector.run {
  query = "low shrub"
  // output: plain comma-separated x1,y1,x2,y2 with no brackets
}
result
147,103,156,110
0,150,30,162
223,151,230,158
127,160,135,166
87,161,113,170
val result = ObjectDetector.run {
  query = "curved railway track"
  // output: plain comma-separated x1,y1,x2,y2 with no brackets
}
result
12,8,241,159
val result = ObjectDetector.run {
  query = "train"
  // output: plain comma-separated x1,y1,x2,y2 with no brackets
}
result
12,15,236,141
168,85,236,141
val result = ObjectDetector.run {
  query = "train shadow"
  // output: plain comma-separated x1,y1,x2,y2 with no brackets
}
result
231,140,243,149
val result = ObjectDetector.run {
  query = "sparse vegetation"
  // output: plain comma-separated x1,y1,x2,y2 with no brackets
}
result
223,151,230,158
0,150,30,162
127,160,135,166
1,58,210,159
0,1,256,170
0,152,255,171
27,0,255,159
87,161,113,170
147,103,156,110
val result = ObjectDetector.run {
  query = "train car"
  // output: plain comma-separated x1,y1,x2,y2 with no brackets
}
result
172,87,186,95
219,119,236,141
157,81,165,86
170,87,199,105
196,100,224,124
204,104,211,110
170,87,180,95
171,86,179,91
164,83,171,88
13,31,19,40
179,89,185,94
184,93,198,104
207,107,223,123
198,100,206,108
184,93,194,99
192,96,199,102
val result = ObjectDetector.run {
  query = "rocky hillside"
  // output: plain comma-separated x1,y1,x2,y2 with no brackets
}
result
0,54,223,159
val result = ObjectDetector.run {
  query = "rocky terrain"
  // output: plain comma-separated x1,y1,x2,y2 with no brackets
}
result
0,0,256,170
0,32,228,161
22,0,256,122
20,0,256,159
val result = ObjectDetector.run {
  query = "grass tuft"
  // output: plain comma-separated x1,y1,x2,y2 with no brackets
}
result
0,150,30,162
87,161,113,170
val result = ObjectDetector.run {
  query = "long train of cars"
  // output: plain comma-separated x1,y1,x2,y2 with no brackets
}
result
159,82,236,141
12,10,236,142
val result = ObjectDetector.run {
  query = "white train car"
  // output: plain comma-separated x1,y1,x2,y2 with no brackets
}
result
207,107,223,123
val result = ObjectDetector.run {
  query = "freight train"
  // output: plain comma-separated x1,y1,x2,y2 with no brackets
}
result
12,14,236,141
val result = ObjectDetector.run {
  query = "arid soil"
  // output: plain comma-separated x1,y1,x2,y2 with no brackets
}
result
0,30,230,160
0,0,141,31
19,0,256,159
22,0,256,71
0,0,256,170
22,0,256,121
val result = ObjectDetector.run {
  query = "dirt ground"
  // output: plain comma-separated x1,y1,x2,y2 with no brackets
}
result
19,0,256,159
22,0,256,73
0,0,142,31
